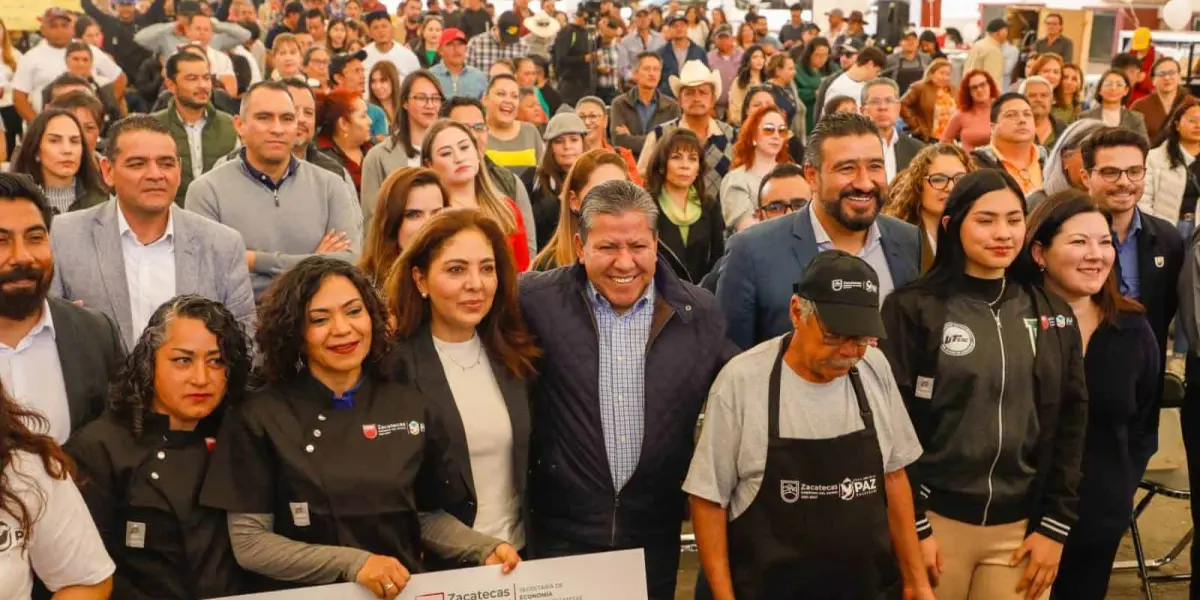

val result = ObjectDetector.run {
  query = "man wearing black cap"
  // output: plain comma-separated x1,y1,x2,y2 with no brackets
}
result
964,19,1008,94
330,49,390,140
363,10,421,81
688,249,931,600
266,2,306,48
467,11,529,72
618,8,666,82
658,14,707,98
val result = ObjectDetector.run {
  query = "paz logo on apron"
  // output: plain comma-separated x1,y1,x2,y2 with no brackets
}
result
126,521,146,548
362,424,378,440
290,502,311,527
780,480,800,503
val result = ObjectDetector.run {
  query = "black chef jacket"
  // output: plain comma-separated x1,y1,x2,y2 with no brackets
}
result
199,371,450,588
65,409,247,600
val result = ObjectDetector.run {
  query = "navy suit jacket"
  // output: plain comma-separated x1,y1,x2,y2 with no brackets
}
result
716,205,922,349
657,42,708,98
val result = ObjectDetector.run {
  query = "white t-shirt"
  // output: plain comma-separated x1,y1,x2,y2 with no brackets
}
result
0,50,23,109
363,42,421,83
0,451,114,599
824,72,866,112
12,41,122,113
205,46,236,77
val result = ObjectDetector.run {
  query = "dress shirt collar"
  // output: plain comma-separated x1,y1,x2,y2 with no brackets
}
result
3,300,57,350
240,147,300,190
586,279,656,317
810,205,883,253
1115,208,1143,246
634,89,659,109
117,203,175,247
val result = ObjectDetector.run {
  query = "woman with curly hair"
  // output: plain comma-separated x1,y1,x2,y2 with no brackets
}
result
2,385,114,599
885,144,972,272
201,256,520,597
388,209,540,569
646,128,724,283
66,296,252,599
719,104,791,232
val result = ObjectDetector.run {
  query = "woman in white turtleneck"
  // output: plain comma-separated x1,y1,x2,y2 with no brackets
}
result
387,208,540,568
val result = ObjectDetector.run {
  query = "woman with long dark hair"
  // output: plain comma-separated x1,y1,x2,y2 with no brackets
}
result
645,128,724,283
939,69,999,152
200,257,520,596
727,45,766,127
368,61,403,129
1143,96,1200,225
883,143,972,271
880,170,1087,600
359,167,449,283
327,18,352,53
362,70,445,225
67,296,252,599
388,209,541,569
10,108,107,215
795,37,834,134
1054,64,1084,124
1014,191,1158,599
1079,70,1148,139
413,15,443,68
316,88,374,195
899,59,955,143
529,112,586,249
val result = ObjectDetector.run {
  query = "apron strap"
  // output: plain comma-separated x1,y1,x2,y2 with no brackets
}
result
767,333,791,441
848,367,876,434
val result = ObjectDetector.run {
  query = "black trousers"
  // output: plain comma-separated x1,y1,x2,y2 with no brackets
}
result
1051,531,1123,599
0,105,20,160
534,533,680,600
1182,401,1200,600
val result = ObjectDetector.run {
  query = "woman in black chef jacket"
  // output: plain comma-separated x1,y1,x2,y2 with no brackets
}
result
66,295,251,600
200,256,520,599
387,208,541,569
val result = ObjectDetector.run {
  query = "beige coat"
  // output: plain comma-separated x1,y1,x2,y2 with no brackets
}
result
963,36,1004,92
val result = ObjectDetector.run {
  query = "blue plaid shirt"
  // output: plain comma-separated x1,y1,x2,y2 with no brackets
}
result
588,279,655,492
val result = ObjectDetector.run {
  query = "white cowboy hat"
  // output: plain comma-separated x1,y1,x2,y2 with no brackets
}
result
524,11,561,38
669,60,723,100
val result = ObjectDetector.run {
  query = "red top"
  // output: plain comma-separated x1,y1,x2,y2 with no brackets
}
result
1130,46,1158,107
505,197,531,272
316,137,372,195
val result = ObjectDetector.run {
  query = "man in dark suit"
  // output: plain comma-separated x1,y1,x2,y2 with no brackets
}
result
1080,127,1183,473
860,77,925,184
0,173,124,444
717,112,923,350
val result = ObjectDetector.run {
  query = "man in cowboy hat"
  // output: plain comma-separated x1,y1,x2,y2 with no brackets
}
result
522,10,560,59
637,60,734,204
834,10,869,48
657,14,707,98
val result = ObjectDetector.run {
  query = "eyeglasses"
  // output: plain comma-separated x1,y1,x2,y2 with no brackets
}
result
925,172,965,191
760,124,790,137
462,122,487,132
578,112,605,123
1155,69,1180,78
408,93,444,105
968,81,990,91
864,98,900,108
817,320,874,348
1091,166,1146,182
1101,80,1128,89
760,198,808,215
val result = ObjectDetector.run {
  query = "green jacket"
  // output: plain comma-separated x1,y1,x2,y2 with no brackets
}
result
153,104,237,205
795,66,834,134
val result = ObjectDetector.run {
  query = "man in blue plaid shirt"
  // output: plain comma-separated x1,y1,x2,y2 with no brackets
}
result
594,16,622,104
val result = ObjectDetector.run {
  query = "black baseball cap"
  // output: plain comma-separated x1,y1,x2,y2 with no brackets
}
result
665,14,686,25
329,49,367,77
794,250,887,339
497,11,521,43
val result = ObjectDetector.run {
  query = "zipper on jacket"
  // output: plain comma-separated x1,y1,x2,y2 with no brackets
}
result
273,189,279,207
982,309,1006,524
611,497,620,545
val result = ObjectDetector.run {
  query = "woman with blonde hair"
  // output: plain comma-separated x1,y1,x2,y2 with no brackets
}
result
268,33,306,81
884,143,972,272
421,119,531,271
531,148,631,270
0,19,22,159
899,58,955,142
1030,52,1064,93
359,167,450,283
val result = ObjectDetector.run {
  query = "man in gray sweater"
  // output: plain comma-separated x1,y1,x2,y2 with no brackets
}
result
185,81,361,298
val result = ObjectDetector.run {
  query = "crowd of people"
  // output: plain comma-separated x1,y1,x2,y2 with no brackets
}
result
1,1,1200,599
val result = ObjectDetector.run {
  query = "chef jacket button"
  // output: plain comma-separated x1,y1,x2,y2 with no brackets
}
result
156,451,165,460
318,414,326,421
685,304,692,312
305,444,314,453
151,472,160,480
313,429,322,438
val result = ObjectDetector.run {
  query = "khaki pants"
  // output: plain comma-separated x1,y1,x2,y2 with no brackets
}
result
928,511,1050,600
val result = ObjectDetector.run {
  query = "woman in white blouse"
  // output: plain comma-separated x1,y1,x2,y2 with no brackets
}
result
387,208,540,568
0,384,114,599
0,19,22,162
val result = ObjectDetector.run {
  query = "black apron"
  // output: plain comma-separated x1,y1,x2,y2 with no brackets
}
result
894,58,925,95
727,334,901,600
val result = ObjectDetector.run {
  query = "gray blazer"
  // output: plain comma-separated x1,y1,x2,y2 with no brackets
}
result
50,200,256,350
1078,107,1149,141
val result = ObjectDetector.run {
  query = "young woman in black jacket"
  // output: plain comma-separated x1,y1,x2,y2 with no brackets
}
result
1019,190,1160,599
880,169,1088,600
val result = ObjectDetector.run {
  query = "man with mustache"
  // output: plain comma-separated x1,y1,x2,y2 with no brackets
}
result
1080,127,1181,481
688,250,930,600
153,52,238,206
969,92,1047,195
716,112,922,350
49,115,255,351
0,173,124,444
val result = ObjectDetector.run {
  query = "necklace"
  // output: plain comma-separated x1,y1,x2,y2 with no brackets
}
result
988,277,1007,308
434,337,484,371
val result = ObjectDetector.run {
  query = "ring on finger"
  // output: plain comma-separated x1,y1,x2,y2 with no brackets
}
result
383,582,395,592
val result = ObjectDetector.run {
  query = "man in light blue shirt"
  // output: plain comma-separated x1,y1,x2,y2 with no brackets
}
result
618,8,666,82
431,27,488,100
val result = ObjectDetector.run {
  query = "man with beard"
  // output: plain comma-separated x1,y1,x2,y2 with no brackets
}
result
153,52,238,206
716,112,921,350
1080,126,1181,478
49,115,255,351
0,173,123,443
969,92,1046,195
689,250,930,600
184,81,360,298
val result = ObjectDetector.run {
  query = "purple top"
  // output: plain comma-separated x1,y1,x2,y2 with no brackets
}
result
708,47,743,107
